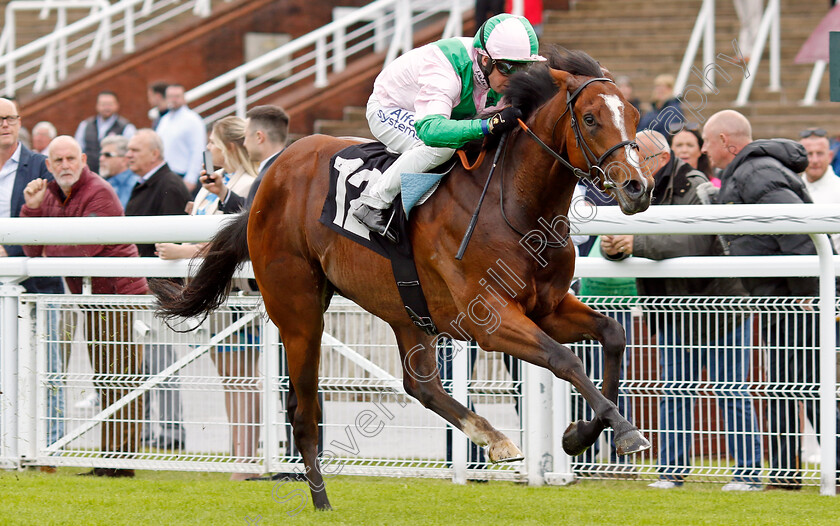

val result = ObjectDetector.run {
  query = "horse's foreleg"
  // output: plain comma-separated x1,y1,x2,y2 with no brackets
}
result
473,306,649,458
393,326,523,463
536,294,638,455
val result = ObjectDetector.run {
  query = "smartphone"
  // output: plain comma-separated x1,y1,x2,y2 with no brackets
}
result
203,150,215,175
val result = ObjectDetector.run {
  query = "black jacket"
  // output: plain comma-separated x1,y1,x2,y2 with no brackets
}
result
218,150,283,214
716,139,817,296
605,156,747,343
125,163,191,258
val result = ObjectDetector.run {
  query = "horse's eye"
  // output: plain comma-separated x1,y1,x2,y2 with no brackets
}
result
583,115,596,126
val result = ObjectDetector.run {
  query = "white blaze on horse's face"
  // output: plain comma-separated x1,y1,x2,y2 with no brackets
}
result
599,94,642,171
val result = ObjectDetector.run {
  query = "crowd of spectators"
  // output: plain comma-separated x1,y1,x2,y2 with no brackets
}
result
1,87,295,479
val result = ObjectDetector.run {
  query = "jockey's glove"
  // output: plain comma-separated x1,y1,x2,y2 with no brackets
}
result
483,107,522,136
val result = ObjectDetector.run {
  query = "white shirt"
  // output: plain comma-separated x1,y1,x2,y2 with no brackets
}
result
0,143,22,218
257,149,284,175
74,115,137,152
802,165,840,252
141,162,167,183
156,106,207,185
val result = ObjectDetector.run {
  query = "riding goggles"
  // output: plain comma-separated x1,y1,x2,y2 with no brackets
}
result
493,60,530,77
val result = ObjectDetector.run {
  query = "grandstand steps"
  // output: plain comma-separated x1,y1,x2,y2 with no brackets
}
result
545,0,835,140
19,0,368,137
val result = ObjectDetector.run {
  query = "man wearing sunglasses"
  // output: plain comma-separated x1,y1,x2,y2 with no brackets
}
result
799,128,840,252
353,13,545,241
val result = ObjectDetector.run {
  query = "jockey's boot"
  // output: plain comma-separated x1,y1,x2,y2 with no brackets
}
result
353,203,398,243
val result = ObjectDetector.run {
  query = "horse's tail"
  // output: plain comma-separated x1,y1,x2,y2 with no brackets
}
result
152,210,250,321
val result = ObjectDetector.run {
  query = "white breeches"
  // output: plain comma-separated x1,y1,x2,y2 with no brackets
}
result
360,96,455,209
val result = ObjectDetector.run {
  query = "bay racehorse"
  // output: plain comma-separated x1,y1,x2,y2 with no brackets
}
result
154,48,654,510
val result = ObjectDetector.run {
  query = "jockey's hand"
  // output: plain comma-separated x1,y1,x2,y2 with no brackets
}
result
485,107,522,135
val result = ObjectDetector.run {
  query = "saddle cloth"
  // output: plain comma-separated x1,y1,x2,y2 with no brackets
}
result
318,141,448,258
318,141,445,334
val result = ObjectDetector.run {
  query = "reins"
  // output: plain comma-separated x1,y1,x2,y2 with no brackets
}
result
498,77,639,250
456,77,639,258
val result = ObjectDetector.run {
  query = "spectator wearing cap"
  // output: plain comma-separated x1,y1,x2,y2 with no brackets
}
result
799,127,840,252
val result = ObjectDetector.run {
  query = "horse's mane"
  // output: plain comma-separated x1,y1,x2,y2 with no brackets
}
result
460,47,603,155
505,47,604,121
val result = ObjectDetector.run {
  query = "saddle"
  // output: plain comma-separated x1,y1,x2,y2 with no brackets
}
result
319,142,457,335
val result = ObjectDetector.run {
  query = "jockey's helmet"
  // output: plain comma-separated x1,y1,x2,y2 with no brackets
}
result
473,14,546,63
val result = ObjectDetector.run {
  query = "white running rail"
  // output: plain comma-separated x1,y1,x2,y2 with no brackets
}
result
0,0,224,97
186,0,469,124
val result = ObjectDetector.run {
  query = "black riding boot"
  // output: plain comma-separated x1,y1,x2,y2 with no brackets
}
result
353,204,398,243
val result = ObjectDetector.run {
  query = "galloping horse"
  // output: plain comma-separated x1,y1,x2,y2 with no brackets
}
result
155,49,654,510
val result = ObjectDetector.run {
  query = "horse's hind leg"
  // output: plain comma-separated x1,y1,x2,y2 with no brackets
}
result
262,280,331,511
392,326,522,463
536,293,645,456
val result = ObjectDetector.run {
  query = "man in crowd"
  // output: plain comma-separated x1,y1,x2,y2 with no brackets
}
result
21,136,147,478
147,81,169,130
125,128,190,450
31,121,57,156
799,127,840,252
0,98,65,463
702,109,840,490
74,91,136,175
601,130,762,491
99,136,139,209
156,84,206,193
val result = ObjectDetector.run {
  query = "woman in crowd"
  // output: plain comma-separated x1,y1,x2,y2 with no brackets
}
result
669,122,719,187
155,116,259,480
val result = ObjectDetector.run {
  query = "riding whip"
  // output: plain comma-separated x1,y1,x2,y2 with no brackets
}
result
455,131,509,260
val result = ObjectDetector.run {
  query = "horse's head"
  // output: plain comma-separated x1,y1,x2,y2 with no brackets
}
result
507,49,653,215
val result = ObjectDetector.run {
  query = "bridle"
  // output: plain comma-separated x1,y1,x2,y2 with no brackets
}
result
497,76,639,246
517,77,639,189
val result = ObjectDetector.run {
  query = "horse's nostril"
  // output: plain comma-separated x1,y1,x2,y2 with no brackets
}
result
624,179,643,197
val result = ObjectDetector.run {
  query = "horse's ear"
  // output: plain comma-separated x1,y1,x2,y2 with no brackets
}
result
599,64,615,81
549,69,572,92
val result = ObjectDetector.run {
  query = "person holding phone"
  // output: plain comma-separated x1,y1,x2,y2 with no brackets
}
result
154,116,259,480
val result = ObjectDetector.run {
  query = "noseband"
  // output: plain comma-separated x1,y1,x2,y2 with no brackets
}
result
518,77,638,189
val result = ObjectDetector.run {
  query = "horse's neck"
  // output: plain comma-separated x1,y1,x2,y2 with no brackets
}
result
504,123,577,224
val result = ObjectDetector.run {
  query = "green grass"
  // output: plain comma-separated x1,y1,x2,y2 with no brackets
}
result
2,469,840,525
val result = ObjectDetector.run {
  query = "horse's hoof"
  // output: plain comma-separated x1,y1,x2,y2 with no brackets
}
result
562,421,591,456
615,428,651,456
487,438,524,463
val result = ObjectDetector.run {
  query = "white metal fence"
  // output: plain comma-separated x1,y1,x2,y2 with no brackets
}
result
0,205,838,493
0,0,225,97
186,0,469,123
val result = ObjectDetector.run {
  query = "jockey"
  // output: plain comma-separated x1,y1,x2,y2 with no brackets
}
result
353,13,546,242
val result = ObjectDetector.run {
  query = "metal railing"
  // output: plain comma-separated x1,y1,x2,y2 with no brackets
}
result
186,0,469,124
674,0,781,106
0,204,838,493
0,0,223,97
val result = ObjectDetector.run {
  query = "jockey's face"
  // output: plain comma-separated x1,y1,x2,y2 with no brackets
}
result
481,55,511,94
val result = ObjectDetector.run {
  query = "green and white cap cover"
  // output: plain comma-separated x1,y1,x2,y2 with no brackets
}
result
473,14,546,63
